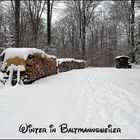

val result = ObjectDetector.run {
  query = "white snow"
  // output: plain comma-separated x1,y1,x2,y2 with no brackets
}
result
57,58,85,64
5,65,14,86
6,64,25,72
17,66,21,85
16,65,25,85
5,64,25,86
0,67,140,139
1,48,46,61
115,55,129,59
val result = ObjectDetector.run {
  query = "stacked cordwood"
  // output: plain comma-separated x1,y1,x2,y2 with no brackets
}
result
57,58,86,72
1,48,57,85
0,48,86,85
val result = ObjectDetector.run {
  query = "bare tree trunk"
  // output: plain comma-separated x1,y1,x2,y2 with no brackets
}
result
15,0,20,48
47,0,51,46
24,0,46,48
131,0,135,62
81,0,86,60
100,25,104,67
128,12,131,47
71,25,74,57
33,27,39,48
78,1,82,39
81,22,86,60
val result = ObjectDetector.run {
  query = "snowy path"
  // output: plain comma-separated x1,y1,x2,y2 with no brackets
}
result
0,68,140,138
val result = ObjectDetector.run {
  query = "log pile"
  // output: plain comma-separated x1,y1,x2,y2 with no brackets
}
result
23,54,57,84
57,58,86,72
1,48,57,85
0,48,86,86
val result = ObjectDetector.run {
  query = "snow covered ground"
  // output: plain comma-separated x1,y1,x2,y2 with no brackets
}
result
0,67,140,139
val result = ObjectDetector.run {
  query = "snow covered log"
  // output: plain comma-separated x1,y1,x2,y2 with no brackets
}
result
1,48,57,85
57,58,86,72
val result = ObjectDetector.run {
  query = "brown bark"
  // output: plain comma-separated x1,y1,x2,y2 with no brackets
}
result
7,55,57,85
25,55,57,83
58,59,86,72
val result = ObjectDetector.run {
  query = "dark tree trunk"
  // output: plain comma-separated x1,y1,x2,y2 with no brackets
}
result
81,0,86,60
15,0,20,48
100,25,104,67
128,12,131,47
71,25,74,57
131,0,135,62
82,23,86,60
33,29,38,48
78,1,82,39
47,0,51,46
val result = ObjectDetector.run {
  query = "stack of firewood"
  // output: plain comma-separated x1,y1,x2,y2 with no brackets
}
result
57,59,86,72
24,54,57,84
1,48,86,85
2,54,57,85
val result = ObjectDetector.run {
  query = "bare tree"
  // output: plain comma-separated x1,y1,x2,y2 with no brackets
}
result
14,0,20,48
24,0,46,47
65,0,100,60
131,0,135,62
47,0,54,46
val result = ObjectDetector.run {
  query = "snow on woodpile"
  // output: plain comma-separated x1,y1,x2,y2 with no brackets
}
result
1,48,57,85
57,58,86,72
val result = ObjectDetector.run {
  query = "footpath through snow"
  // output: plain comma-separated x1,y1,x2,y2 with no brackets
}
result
0,67,140,139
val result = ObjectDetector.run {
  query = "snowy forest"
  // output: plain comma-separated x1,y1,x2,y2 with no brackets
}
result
0,0,140,67
0,0,140,139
